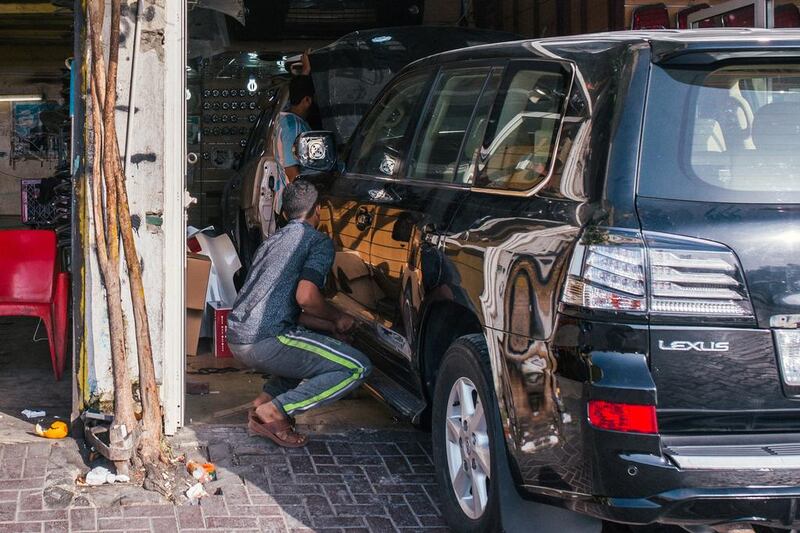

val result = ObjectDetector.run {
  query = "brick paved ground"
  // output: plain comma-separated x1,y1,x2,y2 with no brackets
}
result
0,426,448,532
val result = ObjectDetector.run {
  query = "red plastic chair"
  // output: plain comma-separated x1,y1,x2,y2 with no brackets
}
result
0,230,69,380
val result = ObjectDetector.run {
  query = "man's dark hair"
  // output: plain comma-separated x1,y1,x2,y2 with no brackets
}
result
289,75,315,106
282,179,319,220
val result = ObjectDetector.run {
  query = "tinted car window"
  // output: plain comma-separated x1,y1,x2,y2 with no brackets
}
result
347,72,430,177
474,64,569,191
456,69,503,184
407,68,492,183
640,64,800,204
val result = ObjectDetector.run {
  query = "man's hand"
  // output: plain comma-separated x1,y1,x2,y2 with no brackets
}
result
301,48,312,75
335,314,355,335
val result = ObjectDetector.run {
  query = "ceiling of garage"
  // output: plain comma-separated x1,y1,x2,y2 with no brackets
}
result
0,0,72,47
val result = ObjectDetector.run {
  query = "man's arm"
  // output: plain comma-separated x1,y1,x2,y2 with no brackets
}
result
284,165,301,183
297,311,336,334
296,280,354,333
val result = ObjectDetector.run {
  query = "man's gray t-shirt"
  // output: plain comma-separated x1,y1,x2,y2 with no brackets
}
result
228,220,334,345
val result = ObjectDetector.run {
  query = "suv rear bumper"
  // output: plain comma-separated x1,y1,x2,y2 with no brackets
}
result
514,315,800,526
580,484,800,528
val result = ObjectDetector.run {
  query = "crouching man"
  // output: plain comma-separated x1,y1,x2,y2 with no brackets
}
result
227,180,372,447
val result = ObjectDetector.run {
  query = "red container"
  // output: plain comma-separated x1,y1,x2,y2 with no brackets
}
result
209,301,233,358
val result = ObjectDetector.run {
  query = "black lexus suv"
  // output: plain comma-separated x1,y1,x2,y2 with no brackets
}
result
291,29,800,532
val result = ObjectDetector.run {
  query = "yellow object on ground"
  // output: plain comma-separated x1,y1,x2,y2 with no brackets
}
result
35,419,68,439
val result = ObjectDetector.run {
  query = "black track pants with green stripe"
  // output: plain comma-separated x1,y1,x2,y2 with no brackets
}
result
229,327,372,416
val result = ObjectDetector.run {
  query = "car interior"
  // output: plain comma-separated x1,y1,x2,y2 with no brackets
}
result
691,66,800,192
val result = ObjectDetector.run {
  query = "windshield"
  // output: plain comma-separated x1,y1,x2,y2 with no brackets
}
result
639,63,800,204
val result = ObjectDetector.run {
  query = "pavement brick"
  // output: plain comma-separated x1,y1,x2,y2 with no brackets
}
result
334,504,386,516
198,495,228,518
227,504,281,517
287,456,314,474
41,520,67,533
323,485,354,505
301,494,333,516
0,480,44,492
69,507,97,531
257,517,286,532
175,506,203,530
0,504,20,524
269,484,322,496
0,522,42,533
312,515,365,529
315,465,364,476
364,516,398,533
149,516,179,533
0,460,23,481
374,444,403,456
15,509,67,522
16,491,41,512
295,474,344,485
280,506,310,530
0,493,17,504
121,505,174,518
205,515,259,529
387,504,421,528
336,455,383,466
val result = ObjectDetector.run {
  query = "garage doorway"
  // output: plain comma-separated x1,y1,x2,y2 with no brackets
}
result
0,1,76,442
178,1,427,430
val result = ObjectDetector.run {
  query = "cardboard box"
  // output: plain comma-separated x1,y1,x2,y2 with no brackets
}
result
208,301,233,358
186,253,212,356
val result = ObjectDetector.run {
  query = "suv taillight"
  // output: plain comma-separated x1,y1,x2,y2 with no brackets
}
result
562,229,754,319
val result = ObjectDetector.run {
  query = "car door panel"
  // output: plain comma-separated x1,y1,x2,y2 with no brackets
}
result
363,66,503,390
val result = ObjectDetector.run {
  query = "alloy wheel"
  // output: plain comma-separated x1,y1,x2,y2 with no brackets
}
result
444,377,491,519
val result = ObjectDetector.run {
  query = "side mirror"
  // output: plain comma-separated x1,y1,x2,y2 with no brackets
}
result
295,131,337,172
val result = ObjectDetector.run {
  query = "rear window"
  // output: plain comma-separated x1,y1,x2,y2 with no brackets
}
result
640,63,800,204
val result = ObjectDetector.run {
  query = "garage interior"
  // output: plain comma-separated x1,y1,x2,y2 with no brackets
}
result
182,1,428,429
0,0,73,442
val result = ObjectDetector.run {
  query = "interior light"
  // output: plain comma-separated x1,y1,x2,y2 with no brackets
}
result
247,77,258,93
248,52,258,59
0,95,43,102
371,35,392,44
186,89,192,101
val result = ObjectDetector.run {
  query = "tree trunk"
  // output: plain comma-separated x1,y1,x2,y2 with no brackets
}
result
88,74,137,476
87,0,164,472
98,0,164,464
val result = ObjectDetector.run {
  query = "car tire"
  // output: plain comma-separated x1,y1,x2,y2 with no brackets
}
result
432,334,500,532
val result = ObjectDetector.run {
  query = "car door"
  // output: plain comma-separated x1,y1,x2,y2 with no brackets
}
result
362,64,504,391
318,69,434,350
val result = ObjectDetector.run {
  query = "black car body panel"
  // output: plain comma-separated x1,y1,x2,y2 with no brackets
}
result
302,29,800,528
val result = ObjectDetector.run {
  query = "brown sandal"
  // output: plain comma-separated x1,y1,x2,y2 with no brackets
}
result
248,410,308,448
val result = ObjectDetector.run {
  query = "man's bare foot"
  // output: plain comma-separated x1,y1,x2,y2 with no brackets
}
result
252,392,273,408
252,402,307,446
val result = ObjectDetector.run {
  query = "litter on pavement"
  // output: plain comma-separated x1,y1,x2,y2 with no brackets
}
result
34,419,68,439
83,466,130,486
21,409,45,419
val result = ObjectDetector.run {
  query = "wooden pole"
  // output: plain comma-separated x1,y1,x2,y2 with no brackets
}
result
87,0,164,471
88,61,137,477
100,0,164,464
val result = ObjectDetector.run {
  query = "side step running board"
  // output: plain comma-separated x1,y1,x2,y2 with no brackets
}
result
362,367,426,423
